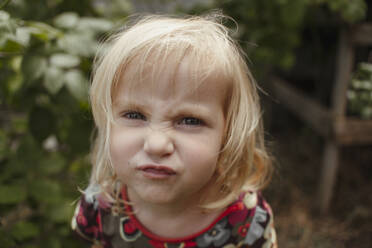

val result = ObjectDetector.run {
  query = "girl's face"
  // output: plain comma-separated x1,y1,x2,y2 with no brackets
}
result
110,57,227,208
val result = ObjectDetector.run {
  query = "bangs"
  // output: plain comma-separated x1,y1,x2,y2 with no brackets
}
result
111,21,236,101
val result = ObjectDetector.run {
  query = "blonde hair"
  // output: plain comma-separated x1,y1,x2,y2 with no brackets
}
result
88,12,272,210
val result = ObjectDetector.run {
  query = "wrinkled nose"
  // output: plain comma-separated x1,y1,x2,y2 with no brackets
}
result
143,129,174,157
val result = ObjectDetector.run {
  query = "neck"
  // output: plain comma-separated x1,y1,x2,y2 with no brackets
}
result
127,186,204,218
126,187,223,238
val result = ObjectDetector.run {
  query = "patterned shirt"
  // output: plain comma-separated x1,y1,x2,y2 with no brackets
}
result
71,188,277,248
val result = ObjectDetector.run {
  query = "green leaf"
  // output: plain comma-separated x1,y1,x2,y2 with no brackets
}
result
53,12,79,29
4,135,43,179
0,130,7,160
359,62,372,74
57,32,98,56
29,180,62,204
77,17,113,33
7,57,23,94
42,236,63,248
28,106,56,142
15,26,31,46
69,157,90,174
39,153,66,175
44,66,64,94
0,11,16,34
11,114,28,133
0,11,9,21
50,53,80,68
361,107,372,119
0,227,16,247
48,203,74,223
279,53,295,70
0,184,27,204
352,80,372,90
21,55,47,84
0,135,41,182
27,21,62,42
11,221,40,242
53,86,79,116
64,114,92,155
0,36,24,52
7,73,23,95
10,55,22,71
64,69,88,101
24,245,39,248
341,0,366,23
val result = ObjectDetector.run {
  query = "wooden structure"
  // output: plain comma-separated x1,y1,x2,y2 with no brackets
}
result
269,23,372,213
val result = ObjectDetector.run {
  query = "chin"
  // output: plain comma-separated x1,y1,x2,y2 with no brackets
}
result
128,186,176,205
141,193,176,205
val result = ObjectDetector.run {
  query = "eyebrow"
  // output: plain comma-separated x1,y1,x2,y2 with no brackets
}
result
171,103,210,115
112,99,149,114
113,98,211,117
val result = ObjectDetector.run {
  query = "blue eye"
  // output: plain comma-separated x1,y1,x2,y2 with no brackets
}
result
179,117,203,126
123,111,146,121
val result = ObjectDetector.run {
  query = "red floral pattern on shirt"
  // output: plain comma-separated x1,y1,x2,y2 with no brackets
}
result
71,188,277,248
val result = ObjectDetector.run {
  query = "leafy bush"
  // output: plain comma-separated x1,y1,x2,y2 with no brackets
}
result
348,63,372,119
209,0,367,76
0,7,115,247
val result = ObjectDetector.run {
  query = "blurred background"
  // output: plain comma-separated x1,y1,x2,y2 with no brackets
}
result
0,0,371,247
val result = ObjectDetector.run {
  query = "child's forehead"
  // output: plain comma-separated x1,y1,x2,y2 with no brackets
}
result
114,54,229,98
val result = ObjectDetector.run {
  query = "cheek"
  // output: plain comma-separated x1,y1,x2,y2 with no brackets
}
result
181,132,221,155
195,131,223,159
110,128,140,167
182,139,221,175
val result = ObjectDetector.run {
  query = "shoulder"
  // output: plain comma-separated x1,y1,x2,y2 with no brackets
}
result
196,191,277,248
236,191,277,248
71,185,112,246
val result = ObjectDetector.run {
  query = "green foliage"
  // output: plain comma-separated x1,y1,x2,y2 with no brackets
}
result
0,185,27,204
207,0,367,78
348,63,372,119
0,1,120,246
314,0,367,23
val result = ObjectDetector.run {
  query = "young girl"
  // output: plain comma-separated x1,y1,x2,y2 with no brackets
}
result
71,13,277,248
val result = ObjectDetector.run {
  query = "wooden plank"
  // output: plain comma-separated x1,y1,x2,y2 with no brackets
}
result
317,140,339,214
331,29,354,116
334,118,372,145
351,23,372,45
269,78,372,145
269,77,332,137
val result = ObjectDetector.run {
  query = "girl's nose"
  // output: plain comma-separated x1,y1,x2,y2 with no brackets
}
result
143,129,174,157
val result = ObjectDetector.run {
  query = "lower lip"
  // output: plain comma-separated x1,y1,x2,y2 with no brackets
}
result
139,168,176,179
